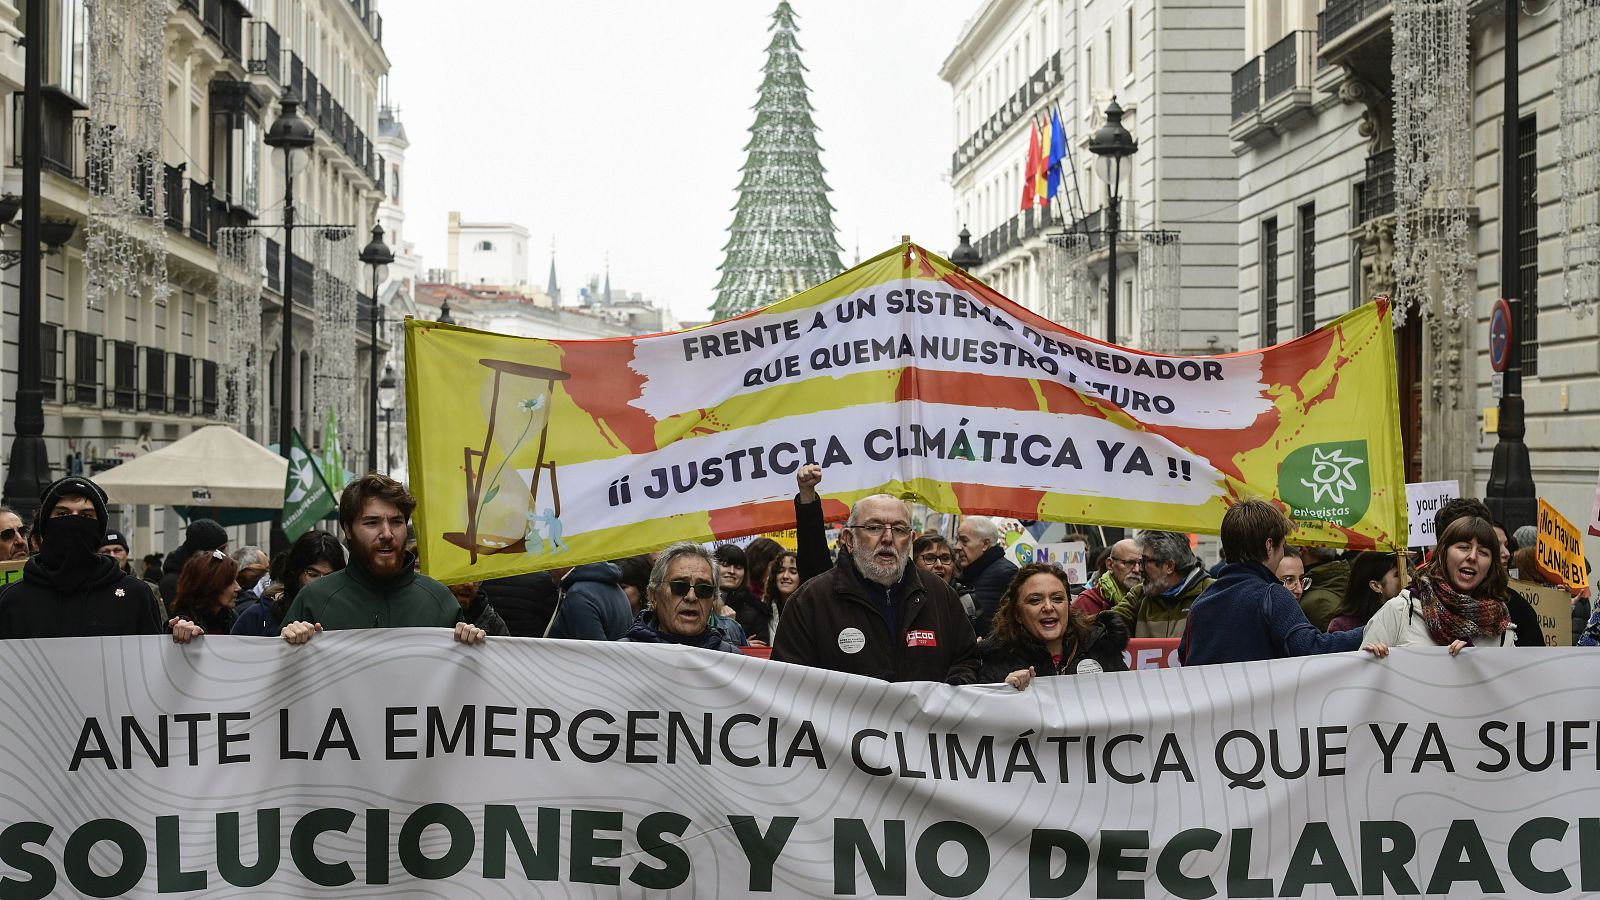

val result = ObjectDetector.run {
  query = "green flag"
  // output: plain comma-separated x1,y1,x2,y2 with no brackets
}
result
283,429,337,542
322,407,345,491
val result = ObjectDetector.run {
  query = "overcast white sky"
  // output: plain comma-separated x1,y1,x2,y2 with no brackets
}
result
384,0,977,323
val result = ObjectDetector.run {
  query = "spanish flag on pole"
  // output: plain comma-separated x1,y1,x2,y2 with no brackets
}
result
1021,120,1043,210
1034,116,1051,203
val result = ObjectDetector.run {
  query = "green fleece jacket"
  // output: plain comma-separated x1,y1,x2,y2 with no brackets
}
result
1299,558,1351,632
1106,565,1214,639
282,554,463,631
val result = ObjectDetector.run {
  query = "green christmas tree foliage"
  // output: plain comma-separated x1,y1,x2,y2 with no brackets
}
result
712,2,845,319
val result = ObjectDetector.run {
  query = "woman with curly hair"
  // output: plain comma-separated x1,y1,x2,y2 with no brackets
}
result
1364,516,1518,652
977,562,1129,689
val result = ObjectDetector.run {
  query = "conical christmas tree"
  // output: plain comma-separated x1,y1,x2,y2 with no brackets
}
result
712,2,844,319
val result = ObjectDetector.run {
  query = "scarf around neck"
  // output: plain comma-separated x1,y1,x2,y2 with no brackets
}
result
1414,568,1509,646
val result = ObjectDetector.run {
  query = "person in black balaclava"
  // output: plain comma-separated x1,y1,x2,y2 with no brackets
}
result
0,476,202,641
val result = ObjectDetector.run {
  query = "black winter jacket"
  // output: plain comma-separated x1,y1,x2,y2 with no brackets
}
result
772,551,979,684
961,544,1018,635
975,611,1130,682
481,572,558,637
0,554,164,639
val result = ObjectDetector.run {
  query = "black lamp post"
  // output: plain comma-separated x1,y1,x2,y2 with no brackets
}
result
950,226,981,270
2,0,52,523
358,224,393,475
379,363,397,477
438,299,455,325
1088,98,1138,345
264,98,315,551
1485,0,1535,534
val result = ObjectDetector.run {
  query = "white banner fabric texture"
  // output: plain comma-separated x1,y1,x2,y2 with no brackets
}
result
1,631,1598,898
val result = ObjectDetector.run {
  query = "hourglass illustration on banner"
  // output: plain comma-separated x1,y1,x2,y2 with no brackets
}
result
444,359,570,564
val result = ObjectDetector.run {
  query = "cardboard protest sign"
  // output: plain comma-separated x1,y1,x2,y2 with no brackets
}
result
1535,497,1589,592
1509,578,1573,647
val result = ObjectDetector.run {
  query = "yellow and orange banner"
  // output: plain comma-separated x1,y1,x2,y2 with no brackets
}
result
406,240,1406,584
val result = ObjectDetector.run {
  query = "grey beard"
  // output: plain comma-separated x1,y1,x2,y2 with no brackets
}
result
853,544,904,586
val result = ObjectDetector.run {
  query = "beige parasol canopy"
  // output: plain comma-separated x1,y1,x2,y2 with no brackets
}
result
93,425,287,509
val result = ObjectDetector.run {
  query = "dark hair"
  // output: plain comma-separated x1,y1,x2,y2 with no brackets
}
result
613,554,652,597
1421,516,1508,601
1334,551,1398,624
1495,522,1518,554
763,550,800,608
712,544,747,568
912,533,950,558
338,473,416,534
1221,498,1294,563
1088,545,1112,577
1434,497,1491,545
991,563,1091,649
270,530,347,618
743,538,784,592
174,551,239,616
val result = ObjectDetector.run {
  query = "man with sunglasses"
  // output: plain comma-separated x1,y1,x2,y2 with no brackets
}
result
619,542,740,652
0,508,28,562
773,494,979,683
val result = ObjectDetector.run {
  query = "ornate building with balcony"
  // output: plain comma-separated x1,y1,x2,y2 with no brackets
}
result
940,0,1244,353
0,0,393,550
1229,0,1599,528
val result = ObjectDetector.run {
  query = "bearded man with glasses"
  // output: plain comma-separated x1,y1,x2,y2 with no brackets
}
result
619,542,740,653
773,494,978,683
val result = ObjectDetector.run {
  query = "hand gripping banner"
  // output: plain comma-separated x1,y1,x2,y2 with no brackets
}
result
406,240,1406,584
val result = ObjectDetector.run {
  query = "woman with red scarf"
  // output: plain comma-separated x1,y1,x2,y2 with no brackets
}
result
1363,516,1518,652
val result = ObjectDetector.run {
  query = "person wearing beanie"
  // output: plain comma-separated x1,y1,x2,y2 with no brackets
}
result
0,476,202,642
158,518,229,611
98,530,132,574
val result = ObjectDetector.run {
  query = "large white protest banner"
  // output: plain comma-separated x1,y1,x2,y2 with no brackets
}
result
2,632,1598,898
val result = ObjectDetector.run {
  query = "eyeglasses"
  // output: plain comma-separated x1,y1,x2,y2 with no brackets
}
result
918,553,954,565
0,527,28,542
1111,556,1141,566
1281,576,1311,589
848,524,914,539
666,579,716,600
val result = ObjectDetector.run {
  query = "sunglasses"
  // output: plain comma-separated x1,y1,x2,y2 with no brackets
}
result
0,527,28,542
667,579,716,600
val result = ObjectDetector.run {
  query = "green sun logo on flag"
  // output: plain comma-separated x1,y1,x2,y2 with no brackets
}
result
1278,441,1371,528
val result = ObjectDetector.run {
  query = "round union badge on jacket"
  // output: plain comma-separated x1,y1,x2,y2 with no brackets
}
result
837,627,866,654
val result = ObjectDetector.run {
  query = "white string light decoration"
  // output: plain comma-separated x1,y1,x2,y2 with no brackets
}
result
310,226,359,457
216,227,263,436
1390,0,1474,326
1138,232,1182,353
84,0,169,311
1560,0,1600,317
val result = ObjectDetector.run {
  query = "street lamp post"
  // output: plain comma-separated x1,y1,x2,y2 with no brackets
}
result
264,98,315,552
379,363,397,477
950,226,982,271
1088,98,1138,345
438,298,455,325
1485,0,1535,534
358,224,394,475
2,0,53,523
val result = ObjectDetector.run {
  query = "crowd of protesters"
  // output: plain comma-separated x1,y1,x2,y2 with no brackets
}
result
0,463,1596,688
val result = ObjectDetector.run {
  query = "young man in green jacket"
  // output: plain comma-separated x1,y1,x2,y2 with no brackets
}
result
280,474,485,645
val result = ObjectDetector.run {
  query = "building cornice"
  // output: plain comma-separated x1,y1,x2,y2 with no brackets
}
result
938,0,1028,83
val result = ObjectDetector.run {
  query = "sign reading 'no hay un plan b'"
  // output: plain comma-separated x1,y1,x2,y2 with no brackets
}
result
406,239,1407,584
